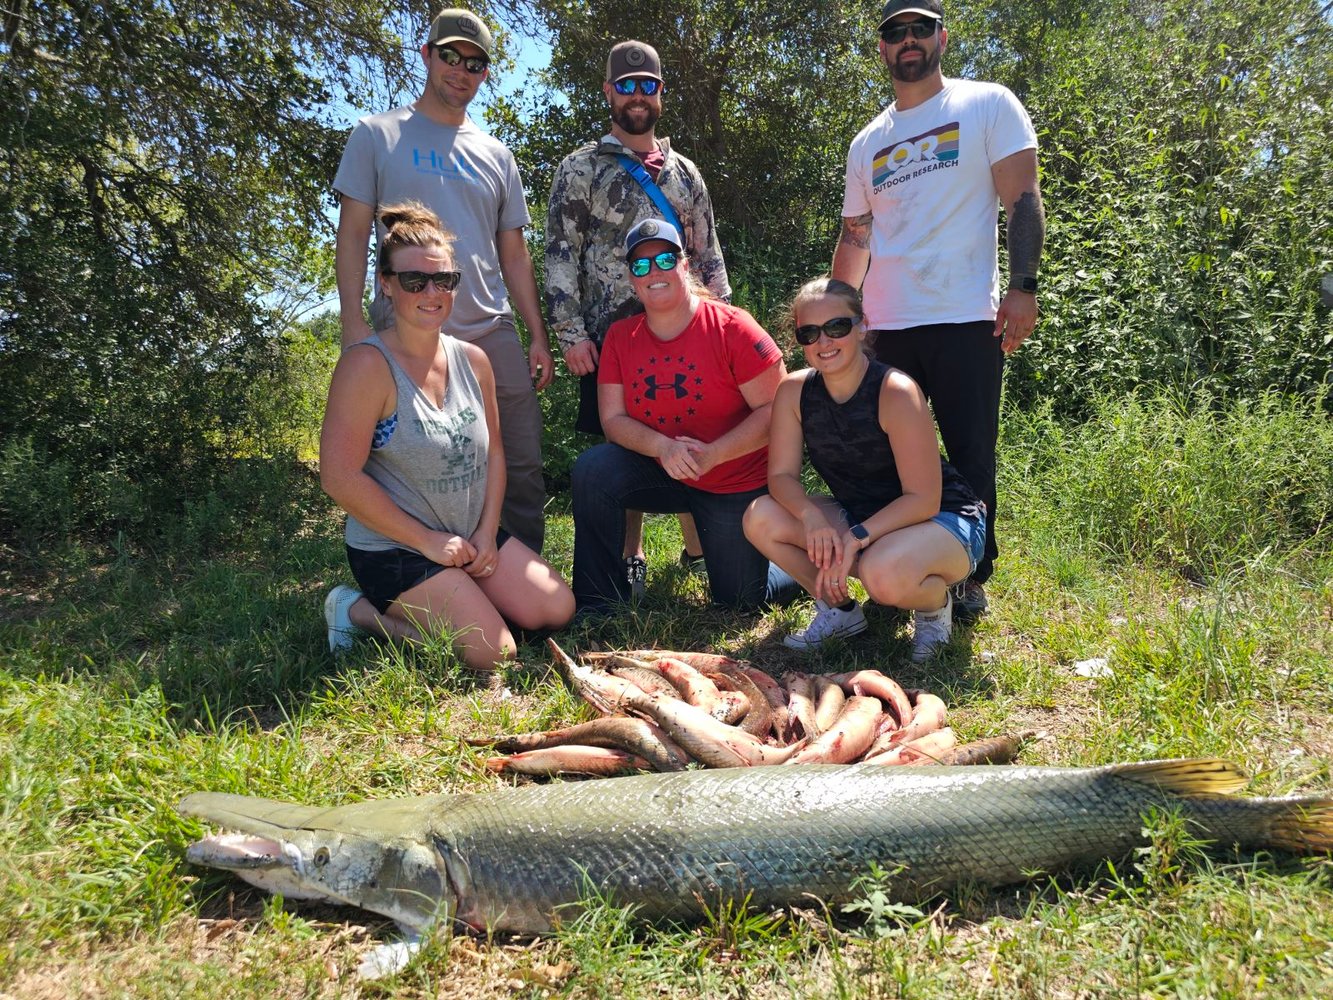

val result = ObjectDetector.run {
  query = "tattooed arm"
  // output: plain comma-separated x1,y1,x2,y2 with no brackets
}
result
991,148,1045,355
830,213,874,289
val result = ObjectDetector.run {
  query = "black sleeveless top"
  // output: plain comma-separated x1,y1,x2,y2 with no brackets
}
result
799,358,981,524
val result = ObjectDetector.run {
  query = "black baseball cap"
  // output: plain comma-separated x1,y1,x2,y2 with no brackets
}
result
606,41,663,83
878,0,944,30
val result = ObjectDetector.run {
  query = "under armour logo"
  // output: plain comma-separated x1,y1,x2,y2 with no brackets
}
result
643,373,688,399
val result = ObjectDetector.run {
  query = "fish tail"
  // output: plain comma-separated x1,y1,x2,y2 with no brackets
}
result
1264,798,1333,854
1108,758,1250,796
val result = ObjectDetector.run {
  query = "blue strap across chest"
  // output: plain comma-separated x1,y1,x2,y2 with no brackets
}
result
616,153,683,233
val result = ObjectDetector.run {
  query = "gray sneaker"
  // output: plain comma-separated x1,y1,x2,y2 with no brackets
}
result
783,599,867,651
625,555,647,600
324,585,363,653
910,594,953,663
951,579,988,620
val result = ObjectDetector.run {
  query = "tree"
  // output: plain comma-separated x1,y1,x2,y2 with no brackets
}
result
0,1,424,540
488,1,887,322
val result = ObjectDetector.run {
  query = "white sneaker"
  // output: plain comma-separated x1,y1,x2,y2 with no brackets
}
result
784,599,867,651
324,585,363,653
910,594,953,663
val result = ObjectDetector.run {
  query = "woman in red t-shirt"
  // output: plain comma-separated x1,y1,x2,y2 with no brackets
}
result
570,219,798,612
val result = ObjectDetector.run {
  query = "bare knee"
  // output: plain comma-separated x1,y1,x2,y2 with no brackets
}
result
510,585,575,632
859,560,915,608
743,495,782,541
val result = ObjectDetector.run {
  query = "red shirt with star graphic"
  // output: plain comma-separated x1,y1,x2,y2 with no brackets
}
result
599,298,783,493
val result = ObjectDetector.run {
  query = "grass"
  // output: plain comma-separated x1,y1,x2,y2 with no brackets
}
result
2,392,1332,998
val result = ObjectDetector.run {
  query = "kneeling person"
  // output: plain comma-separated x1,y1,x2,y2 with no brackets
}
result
571,219,797,612
743,277,984,660
320,202,574,670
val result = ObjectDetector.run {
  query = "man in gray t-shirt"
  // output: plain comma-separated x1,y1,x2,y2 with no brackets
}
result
333,8,551,554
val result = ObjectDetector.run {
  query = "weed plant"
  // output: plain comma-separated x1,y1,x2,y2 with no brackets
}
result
1,391,1331,998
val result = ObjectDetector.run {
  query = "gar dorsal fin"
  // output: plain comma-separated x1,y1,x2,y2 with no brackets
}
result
1108,758,1249,796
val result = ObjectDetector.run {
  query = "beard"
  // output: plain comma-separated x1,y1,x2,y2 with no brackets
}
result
889,44,941,84
612,100,660,136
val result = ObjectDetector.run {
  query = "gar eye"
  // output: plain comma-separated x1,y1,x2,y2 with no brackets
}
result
313,847,331,867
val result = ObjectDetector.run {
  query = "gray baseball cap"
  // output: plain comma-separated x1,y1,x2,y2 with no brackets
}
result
625,218,684,256
428,8,493,57
606,41,663,83
878,0,944,30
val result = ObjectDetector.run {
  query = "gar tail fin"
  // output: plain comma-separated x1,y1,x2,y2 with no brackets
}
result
1264,798,1333,854
1108,758,1250,796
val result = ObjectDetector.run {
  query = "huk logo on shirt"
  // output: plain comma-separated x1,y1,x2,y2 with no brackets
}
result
872,121,960,190
412,147,481,182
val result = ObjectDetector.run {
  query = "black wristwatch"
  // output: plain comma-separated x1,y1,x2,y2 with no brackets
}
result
1009,275,1039,294
849,523,870,549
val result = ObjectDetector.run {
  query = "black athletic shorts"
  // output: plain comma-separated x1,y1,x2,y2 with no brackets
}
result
346,529,513,614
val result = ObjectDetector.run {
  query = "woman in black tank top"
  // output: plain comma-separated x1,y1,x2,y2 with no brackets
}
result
742,278,986,661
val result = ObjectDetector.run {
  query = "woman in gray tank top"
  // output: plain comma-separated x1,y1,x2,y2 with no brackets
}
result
743,278,987,664
319,202,573,671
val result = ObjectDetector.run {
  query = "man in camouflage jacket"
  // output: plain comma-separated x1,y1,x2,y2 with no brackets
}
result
544,39,731,594
545,40,730,436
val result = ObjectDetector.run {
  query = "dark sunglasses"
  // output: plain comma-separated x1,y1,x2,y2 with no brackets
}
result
628,251,679,277
385,269,461,293
794,316,857,346
612,78,662,96
880,18,940,45
436,45,488,74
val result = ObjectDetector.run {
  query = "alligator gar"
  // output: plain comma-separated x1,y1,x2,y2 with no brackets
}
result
180,760,1331,942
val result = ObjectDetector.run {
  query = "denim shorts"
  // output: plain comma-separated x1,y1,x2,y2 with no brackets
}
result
931,508,987,578
346,529,512,614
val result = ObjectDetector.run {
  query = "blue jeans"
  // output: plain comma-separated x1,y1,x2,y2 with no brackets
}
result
572,443,798,612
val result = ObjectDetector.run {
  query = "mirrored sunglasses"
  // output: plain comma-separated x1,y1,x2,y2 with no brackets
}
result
613,78,662,96
386,269,461,293
628,251,679,277
437,45,489,74
794,316,857,346
880,18,940,45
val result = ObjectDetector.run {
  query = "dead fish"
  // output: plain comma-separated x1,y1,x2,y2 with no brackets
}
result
784,672,819,740
812,676,847,734
868,728,958,766
742,668,791,743
708,669,772,741
787,696,882,764
485,746,651,776
653,656,725,713
468,717,691,772
829,670,914,729
866,692,947,758
608,664,681,700
181,758,1333,978
932,730,1039,767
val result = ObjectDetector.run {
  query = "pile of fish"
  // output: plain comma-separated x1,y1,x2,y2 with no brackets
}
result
468,641,1028,777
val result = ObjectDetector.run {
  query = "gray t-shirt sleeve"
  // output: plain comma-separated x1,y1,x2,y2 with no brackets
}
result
496,149,532,232
333,120,379,207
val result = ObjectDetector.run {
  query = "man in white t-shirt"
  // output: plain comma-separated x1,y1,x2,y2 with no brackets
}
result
832,0,1045,622
333,8,552,557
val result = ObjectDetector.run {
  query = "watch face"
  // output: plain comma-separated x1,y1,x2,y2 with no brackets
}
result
850,523,869,540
